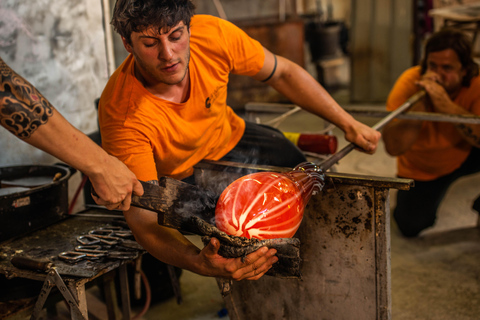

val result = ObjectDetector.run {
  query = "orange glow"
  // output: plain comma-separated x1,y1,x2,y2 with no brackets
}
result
215,162,325,240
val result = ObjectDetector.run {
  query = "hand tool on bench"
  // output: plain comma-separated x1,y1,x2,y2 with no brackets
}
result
10,256,88,319
10,255,96,278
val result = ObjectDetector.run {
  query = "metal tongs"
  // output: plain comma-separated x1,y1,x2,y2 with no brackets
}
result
58,226,139,262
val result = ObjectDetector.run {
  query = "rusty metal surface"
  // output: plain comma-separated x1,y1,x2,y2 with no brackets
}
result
0,209,143,282
195,162,395,320
374,188,392,319
218,183,390,320
326,172,414,191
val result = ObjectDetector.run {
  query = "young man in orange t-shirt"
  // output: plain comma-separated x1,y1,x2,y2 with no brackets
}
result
99,0,381,281
383,29,480,237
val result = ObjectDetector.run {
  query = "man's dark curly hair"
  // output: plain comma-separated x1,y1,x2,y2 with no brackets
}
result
420,28,479,87
111,0,196,45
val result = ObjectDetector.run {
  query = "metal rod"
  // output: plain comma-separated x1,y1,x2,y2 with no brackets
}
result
319,90,426,171
265,106,302,127
342,107,480,124
372,90,426,130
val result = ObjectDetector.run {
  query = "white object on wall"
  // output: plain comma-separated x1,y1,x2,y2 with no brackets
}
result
0,0,109,167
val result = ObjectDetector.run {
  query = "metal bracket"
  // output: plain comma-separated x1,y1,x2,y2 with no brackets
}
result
31,267,86,320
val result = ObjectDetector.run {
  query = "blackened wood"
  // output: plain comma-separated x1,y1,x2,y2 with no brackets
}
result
194,216,301,279
130,178,217,233
131,180,302,278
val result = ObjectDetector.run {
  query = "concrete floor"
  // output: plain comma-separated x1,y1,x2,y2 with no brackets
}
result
132,89,480,320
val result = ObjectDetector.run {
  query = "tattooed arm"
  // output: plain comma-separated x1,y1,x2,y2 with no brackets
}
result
416,73,480,148
0,57,143,210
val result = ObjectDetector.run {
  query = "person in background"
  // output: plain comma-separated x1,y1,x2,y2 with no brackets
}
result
382,29,480,237
0,57,143,211
98,0,381,280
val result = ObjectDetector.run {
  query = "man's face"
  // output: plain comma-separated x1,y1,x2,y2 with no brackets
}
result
426,48,466,94
123,21,190,86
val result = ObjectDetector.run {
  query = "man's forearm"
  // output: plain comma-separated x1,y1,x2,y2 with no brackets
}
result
123,206,204,272
382,119,423,156
454,122,480,147
0,57,107,176
268,56,356,131
1,58,143,209
418,77,480,147
434,100,480,147
0,57,54,139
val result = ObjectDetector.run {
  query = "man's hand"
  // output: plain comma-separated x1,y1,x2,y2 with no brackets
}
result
343,121,381,155
415,71,451,113
90,155,144,211
199,238,278,281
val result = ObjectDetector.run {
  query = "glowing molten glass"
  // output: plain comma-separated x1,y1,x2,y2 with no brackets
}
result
215,162,324,240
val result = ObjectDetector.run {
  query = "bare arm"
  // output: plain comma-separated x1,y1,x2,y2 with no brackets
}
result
417,73,480,147
253,48,381,154
0,57,143,210
124,196,278,280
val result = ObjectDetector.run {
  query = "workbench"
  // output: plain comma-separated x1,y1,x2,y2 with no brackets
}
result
0,209,145,319
194,161,413,320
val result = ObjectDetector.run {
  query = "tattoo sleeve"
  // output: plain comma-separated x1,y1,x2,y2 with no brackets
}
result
456,123,480,146
0,57,54,139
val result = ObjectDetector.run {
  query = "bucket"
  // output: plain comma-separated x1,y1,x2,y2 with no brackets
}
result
0,164,75,243
306,21,344,60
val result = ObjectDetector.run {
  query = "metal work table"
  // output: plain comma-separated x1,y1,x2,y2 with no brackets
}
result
195,161,414,320
0,210,145,319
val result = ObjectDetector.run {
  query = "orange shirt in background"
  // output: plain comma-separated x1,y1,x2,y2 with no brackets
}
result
98,15,265,181
386,66,480,181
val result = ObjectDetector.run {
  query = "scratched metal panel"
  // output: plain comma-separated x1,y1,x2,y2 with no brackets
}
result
0,0,108,166
223,184,382,320
194,161,394,320
375,188,391,319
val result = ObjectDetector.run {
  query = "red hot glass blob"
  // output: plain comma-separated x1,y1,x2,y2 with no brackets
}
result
214,162,325,240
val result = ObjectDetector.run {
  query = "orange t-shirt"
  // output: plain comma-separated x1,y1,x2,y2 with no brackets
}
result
98,15,265,181
386,66,480,181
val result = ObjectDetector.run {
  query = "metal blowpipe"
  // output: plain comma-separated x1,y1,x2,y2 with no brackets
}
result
319,90,426,171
